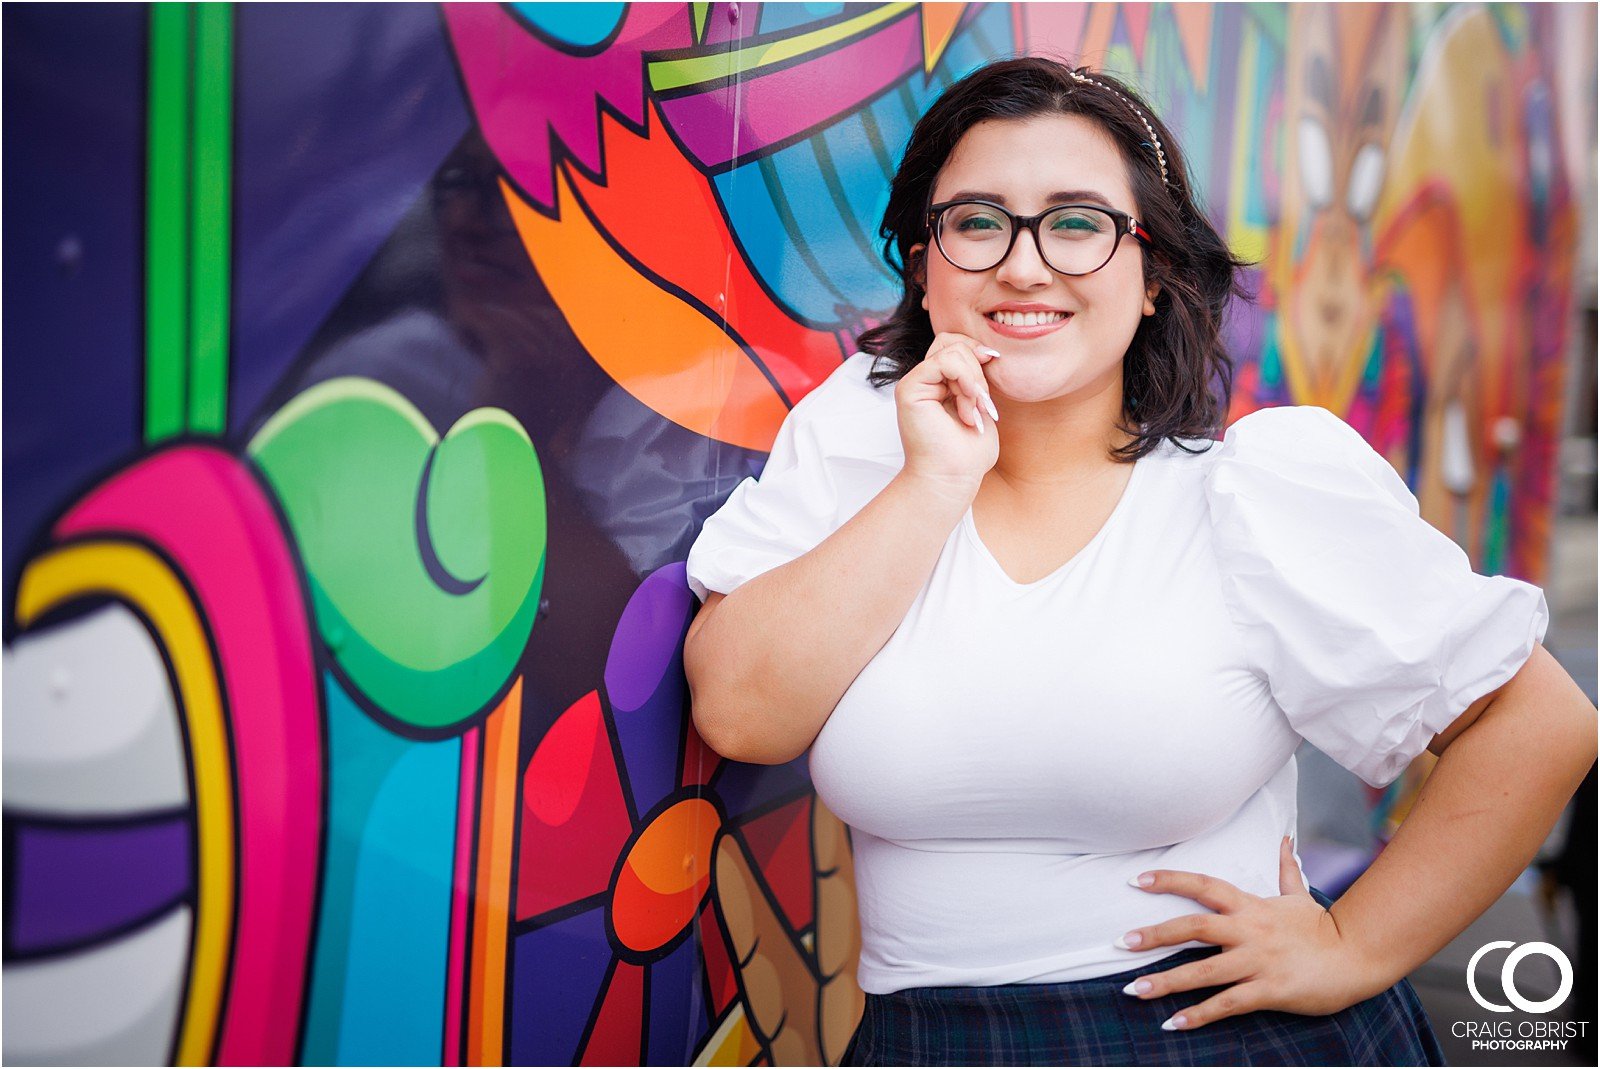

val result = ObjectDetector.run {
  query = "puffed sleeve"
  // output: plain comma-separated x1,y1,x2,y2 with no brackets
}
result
684,352,902,602
1205,405,1549,788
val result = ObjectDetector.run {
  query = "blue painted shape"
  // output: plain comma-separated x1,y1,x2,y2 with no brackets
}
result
647,930,709,1065
759,3,846,34
818,115,895,270
1,3,143,586
230,3,470,433
301,674,459,1066
714,167,818,320
509,2,626,48
865,86,916,175
773,137,897,304
510,907,615,1065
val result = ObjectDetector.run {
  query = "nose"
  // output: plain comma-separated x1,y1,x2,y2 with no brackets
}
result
994,223,1055,288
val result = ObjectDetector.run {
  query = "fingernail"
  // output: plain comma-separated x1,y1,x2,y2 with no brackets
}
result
1122,980,1153,996
1128,873,1154,888
975,409,985,435
1114,931,1143,949
1161,1014,1188,1031
982,392,1000,422
981,347,1001,357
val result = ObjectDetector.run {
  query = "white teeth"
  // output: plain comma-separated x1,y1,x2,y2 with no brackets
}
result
990,310,1068,326
3,603,187,813
4,906,190,1064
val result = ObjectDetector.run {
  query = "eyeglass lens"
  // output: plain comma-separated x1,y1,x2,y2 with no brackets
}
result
936,204,1121,275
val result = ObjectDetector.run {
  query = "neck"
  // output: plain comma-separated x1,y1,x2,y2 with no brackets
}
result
989,377,1137,490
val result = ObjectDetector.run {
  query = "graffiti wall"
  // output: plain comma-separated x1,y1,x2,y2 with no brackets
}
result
3,2,1590,1064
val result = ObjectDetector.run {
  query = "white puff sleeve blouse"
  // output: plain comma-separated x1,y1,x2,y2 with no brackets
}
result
689,352,1551,991
1205,404,1550,789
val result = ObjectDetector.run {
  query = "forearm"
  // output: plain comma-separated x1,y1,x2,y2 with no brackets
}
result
1328,664,1597,997
685,469,975,764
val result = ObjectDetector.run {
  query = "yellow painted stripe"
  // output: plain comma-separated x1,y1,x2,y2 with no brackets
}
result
649,2,916,92
16,540,233,1066
1226,19,1269,266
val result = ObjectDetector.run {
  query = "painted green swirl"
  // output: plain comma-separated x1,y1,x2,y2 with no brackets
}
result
249,378,546,731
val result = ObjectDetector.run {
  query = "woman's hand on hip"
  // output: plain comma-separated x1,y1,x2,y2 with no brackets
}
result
1116,837,1387,1030
895,332,1001,492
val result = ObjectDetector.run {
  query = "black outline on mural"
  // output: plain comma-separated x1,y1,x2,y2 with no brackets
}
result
416,447,488,595
545,153,804,410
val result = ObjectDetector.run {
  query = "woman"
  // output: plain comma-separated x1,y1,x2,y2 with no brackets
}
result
682,57,1595,1066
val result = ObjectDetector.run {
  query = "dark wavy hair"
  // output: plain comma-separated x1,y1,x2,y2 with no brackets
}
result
858,56,1253,460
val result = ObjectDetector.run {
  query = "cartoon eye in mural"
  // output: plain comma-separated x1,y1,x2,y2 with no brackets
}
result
1296,116,1335,211
1346,142,1386,222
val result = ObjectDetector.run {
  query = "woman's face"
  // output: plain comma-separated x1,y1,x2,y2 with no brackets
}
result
909,113,1157,405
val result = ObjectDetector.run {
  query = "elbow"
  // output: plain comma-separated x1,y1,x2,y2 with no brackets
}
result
683,596,805,767
684,638,771,765
688,687,746,763
687,681,801,766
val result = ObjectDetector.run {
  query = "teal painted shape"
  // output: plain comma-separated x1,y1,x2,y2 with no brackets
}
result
509,2,625,48
1362,325,1385,388
1260,315,1284,391
301,674,460,1065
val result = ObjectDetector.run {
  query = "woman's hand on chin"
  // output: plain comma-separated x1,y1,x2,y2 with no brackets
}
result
1114,836,1388,1030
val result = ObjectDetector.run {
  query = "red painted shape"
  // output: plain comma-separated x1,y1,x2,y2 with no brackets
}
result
578,960,645,1066
737,798,816,933
517,691,634,920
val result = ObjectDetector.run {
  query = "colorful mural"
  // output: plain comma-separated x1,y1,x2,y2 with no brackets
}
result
2,3,1590,1065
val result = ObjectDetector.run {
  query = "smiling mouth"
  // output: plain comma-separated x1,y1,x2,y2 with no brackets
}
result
985,310,1072,326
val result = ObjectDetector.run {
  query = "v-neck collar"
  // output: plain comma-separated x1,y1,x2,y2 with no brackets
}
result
961,454,1150,589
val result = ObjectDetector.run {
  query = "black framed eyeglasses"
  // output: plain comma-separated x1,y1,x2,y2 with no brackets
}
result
925,198,1154,276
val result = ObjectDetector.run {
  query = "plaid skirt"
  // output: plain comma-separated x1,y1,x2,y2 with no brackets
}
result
839,889,1446,1067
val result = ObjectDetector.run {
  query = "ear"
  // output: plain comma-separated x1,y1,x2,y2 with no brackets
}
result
1143,280,1160,316
909,243,929,310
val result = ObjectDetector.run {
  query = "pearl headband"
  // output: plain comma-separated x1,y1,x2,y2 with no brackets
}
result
1065,66,1170,188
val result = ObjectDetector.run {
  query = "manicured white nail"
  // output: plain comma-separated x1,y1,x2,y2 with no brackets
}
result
1122,980,1153,996
1129,872,1154,888
1161,1014,1187,1031
981,347,1001,357
975,408,985,435
1114,931,1143,949
982,392,1000,422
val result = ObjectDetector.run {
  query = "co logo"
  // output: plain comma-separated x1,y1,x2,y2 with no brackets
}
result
1466,941,1573,1014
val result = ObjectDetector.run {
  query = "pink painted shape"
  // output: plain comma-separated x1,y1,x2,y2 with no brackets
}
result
656,9,923,170
442,2,690,209
1123,3,1152,65
1014,2,1090,62
55,446,321,1066
444,726,481,1067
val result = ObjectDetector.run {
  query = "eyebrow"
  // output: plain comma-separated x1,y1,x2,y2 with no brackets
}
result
941,189,1116,208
